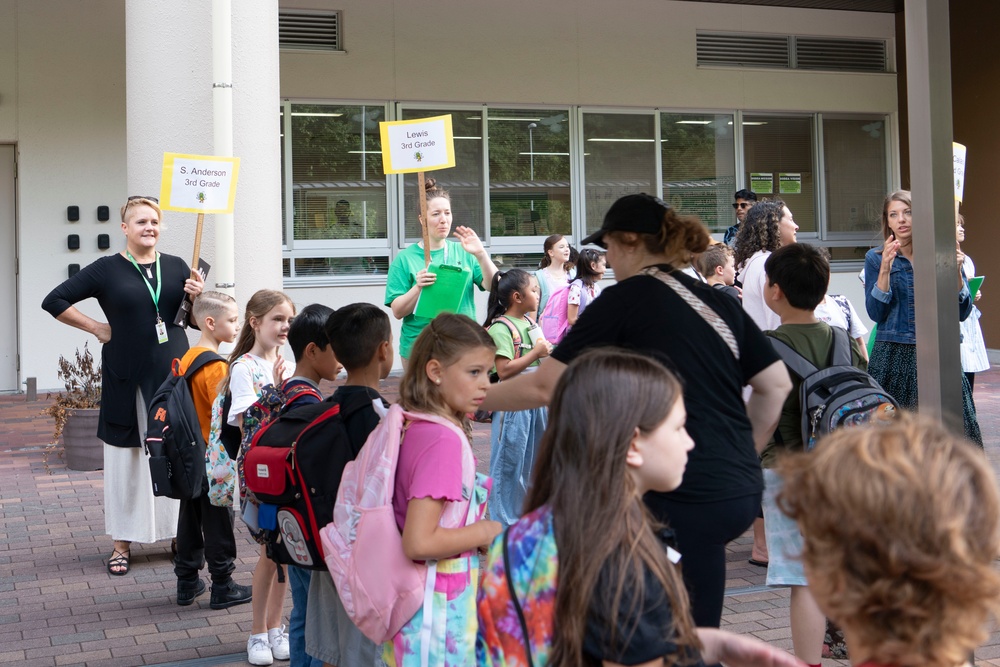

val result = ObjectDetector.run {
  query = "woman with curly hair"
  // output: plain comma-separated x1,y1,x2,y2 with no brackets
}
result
732,199,798,568
779,413,1000,667
734,199,799,332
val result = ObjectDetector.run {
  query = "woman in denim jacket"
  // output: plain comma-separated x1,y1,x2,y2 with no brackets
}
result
864,189,982,445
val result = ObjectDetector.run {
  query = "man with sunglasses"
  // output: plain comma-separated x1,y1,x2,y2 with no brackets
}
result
724,189,758,247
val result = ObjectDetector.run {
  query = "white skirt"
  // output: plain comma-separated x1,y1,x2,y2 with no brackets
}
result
102,388,179,542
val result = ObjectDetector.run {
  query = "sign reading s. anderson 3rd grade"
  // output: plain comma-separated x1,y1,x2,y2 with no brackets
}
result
160,153,241,214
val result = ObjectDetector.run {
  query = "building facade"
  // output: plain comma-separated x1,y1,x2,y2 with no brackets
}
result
1,0,903,391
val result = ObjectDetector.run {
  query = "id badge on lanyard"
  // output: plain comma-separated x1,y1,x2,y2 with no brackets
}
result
127,251,167,344
155,318,168,344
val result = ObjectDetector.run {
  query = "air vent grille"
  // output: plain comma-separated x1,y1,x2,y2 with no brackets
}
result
795,37,886,72
279,10,342,52
697,31,888,72
697,33,790,68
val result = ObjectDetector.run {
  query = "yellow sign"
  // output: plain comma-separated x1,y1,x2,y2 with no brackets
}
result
953,142,967,203
159,153,240,214
379,115,456,174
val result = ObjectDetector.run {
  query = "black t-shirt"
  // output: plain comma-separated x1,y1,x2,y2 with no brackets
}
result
552,266,777,504
583,533,706,666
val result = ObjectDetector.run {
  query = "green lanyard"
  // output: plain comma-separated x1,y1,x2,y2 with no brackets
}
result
126,250,162,318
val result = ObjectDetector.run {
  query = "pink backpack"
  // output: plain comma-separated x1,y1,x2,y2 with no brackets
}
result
319,403,476,643
539,283,570,344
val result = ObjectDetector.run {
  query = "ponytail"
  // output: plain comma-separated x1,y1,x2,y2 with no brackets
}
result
483,269,532,327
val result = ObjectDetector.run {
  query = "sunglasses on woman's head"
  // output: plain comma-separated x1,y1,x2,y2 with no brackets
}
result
127,195,159,204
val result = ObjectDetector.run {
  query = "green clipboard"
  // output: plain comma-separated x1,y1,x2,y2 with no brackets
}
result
969,276,984,302
414,263,471,319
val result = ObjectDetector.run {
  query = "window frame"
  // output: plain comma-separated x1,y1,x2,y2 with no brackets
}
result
280,99,396,285
278,101,894,287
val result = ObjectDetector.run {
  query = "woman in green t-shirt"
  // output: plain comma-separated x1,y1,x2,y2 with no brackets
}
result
385,178,498,367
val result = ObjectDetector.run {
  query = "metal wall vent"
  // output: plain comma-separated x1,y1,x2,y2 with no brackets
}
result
697,33,790,68
795,37,886,72
697,31,888,73
279,10,342,52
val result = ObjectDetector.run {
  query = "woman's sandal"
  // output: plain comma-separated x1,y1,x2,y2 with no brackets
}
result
107,548,130,576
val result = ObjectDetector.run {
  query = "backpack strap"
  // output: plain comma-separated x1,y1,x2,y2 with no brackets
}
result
767,336,818,381
828,326,853,367
183,350,226,380
502,527,535,667
495,315,524,360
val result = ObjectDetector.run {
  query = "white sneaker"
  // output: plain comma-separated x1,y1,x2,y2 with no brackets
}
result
247,634,273,666
268,625,290,661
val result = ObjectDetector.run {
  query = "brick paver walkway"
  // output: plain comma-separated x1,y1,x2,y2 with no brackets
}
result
3,370,1000,666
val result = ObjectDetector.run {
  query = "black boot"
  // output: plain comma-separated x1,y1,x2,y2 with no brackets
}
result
210,579,253,610
177,578,207,606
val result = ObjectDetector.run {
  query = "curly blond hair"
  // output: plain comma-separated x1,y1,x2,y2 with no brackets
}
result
778,414,1000,667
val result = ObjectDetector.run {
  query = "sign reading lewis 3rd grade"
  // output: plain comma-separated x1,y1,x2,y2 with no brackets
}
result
160,153,241,214
379,115,456,174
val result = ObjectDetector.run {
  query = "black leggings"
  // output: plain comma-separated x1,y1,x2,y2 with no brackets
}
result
645,492,760,628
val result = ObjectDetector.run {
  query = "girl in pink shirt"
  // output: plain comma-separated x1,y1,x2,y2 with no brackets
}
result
386,313,503,667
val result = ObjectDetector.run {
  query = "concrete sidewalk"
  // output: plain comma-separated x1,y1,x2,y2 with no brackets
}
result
2,370,1000,666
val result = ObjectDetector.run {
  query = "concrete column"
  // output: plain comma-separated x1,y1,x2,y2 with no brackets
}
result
904,0,964,430
125,1,213,263
230,0,282,308
125,0,282,310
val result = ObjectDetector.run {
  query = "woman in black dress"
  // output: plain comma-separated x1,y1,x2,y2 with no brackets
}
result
482,193,791,628
43,196,204,575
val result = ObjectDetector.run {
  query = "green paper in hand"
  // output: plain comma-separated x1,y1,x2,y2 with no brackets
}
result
969,276,984,302
414,263,471,320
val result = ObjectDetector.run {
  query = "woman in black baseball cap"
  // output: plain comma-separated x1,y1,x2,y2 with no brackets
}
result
483,192,791,629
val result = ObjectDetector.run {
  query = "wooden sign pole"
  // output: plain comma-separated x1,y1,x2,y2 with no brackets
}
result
418,171,431,267
173,212,205,327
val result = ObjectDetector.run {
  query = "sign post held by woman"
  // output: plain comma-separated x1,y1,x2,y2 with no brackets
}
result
379,115,456,267
159,152,240,326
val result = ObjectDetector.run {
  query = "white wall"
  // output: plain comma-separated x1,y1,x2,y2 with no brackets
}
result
279,0,897,113
6,1,127,391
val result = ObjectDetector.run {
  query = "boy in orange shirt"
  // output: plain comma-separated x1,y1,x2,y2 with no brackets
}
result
175,291,253,609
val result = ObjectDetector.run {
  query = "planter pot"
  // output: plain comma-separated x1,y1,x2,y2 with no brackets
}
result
63,408,104,471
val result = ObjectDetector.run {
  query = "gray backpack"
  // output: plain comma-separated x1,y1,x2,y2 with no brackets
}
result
769,327,898,450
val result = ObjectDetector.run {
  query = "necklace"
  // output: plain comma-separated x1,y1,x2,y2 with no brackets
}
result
139,262,154,279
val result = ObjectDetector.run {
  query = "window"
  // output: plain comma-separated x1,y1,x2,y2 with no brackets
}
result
823,116,887,237
583,112,657,235
661,113,736,233
282,103,390,279
487,109,572,242
278,103,892,285
400,108,484,241
742,115,816,234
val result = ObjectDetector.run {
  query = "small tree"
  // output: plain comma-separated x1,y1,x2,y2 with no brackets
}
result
42,343,102,471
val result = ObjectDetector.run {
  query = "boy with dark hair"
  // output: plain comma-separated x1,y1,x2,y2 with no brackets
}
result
282,303,341,667
697,244,741,301
175,291,253,609
306,303,394,667
758,243,866,667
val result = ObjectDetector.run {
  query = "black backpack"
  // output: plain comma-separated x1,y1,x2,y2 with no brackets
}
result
242,391,375,571
769,326,899,450
146,350,225,500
